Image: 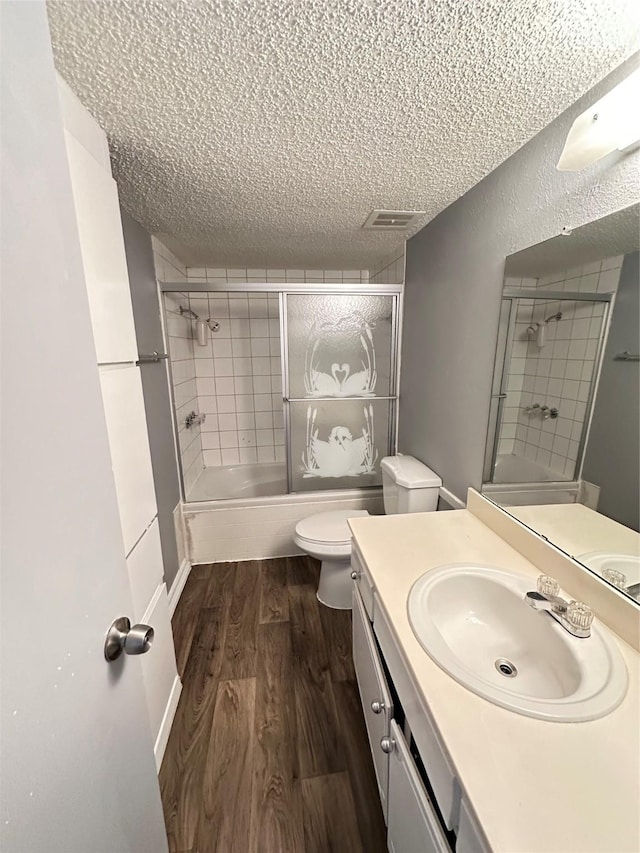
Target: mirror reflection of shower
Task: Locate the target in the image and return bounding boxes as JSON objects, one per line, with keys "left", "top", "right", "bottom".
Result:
{"left": 486, "top": 287, "right": 612, "bottom": 486}
{"left": 526, "top": 311, "right": 562, "bottom": 347}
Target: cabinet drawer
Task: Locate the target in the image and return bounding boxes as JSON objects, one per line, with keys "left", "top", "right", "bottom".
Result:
{"left": 351, "top": 543, "right": 375, "bottom": 620}
{"left": 374, "top": 593, "right": 458, "bottom": 830}
{"left": 352, "top": 586, "right": 393, "bottom": 822}
{"left": 387, "top": 720, "right": 450, "bottom": 853}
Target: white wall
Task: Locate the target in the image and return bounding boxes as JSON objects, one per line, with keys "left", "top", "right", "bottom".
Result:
{"left": 370, "top": 246, "right": 406, "bottom": 284}
{"left": 399, "top": 53, "right": 640, "bottom": 501}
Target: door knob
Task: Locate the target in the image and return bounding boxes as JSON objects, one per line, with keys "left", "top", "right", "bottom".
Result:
{"left": 380, "top": 736, "right": 394, "bottom": 754}
{"left": 104, "top": 616, "right": 154, "bottom": 662}
{"left": 371, "top": 700, "right": 385, "bottom": 714}
{"left": 350, "top": 570, "right": 360, "bottom": 580}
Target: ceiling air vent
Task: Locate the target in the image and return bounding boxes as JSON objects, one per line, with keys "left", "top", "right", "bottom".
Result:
{"left": 362, "top": 209, "right": 426, "bottom": 230}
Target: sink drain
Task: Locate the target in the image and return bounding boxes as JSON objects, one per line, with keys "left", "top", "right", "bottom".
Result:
{"left": 495, "top": 658, "right": 518, "bottom": 678}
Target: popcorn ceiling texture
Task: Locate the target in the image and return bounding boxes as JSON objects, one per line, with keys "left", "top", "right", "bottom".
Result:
{"left": 48, "top": 0, "right": 640, "bottom": 269}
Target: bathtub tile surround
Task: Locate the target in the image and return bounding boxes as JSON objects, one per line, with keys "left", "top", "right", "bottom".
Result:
{"left": 163, "top": 291, "right": 204, "bottom": 495}
{"left": 190, "top": 291, "right": 284, "bottom": 468}
{"left": 184, "top": 267, "right": 371, "bottom": 283}
{"left": 164, "top": 290, "right": 284, "bottom": 491}
{"left": 152, "top": 236, "right": 187, "bottom": 284}
{"left": 499, "top": 258, "right": 622, "bottom": 479}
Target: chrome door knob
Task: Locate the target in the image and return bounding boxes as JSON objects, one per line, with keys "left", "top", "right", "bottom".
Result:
{"left": 380, "top": 736, "right": 394, "bottom": 754}
{"left": 350, "top": 571, "right": 359, "bottom": 580}
{"left": 371, "top": 700, "right": 385, "bottom": 714}
{"left": 104, "top": 616, "right": 154, "bottom": 662}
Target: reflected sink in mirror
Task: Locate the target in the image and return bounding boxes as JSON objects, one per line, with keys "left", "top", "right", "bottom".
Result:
{"left": 408, "top": 564, "right": 628, "bottom": 721}
{"left": 579, "top": 552, "right": 640, "bottom": 602}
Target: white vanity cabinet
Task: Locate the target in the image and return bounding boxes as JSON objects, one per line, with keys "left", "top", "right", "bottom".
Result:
{"left": 351, "top": 567, "right": 489, "bottom": 853}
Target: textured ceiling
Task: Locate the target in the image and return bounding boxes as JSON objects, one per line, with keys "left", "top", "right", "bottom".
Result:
{"left": 47, "top": 0, "right": 640, "bottom": 269}
{"left": 505, "top": 204, "right": 640, "bottom": 277}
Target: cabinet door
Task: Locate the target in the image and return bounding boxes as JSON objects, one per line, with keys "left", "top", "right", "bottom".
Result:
{"left": 387, "top": 720, "right": 450, "bottom": 853}
{"left": 99, "top": 365, "right": 158, "bottom": 554}
{"left": 64, "top": 130, "right": 137, "bottom": 364}
{"left": 352, "top": 587, "right": 394, "bottom": 822}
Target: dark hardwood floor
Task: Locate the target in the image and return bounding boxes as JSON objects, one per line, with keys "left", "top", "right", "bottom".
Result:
{"left": 160, "top": 556, "right": 387, "bottom": 853}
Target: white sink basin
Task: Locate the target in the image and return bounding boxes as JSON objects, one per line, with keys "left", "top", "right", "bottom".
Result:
{"left": 408, "top": 564, "right": 628, "bottom": 721}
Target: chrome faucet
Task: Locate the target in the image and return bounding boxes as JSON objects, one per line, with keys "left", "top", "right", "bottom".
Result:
{"left": 524, "top": 576, "right": 594, "bottom": 638}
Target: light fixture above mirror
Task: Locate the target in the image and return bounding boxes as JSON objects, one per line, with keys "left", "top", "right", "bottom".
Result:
{"left": 557, "top": 68, "right": 640, "bottom": 170}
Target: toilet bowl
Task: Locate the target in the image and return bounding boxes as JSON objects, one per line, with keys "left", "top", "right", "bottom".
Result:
{"left": 293, "top": 510, "right": 369, "bottom": 609}
{"left": 293, "top": 455, "right": 442, "bottom": 610}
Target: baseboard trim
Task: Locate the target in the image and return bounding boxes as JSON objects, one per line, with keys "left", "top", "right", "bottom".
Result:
{"left": 167, "top": 559, "right": 191, "bottom": 617}
{"left": 154, "top": 674, "right": 182, "bottom": 771}
{"left": 439, "top": 486, "right": 466, "bottom": 510}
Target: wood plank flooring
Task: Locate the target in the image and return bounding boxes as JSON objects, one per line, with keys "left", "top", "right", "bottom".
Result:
{"left": 160, "top": 556, "right": 387, "bottom": 853}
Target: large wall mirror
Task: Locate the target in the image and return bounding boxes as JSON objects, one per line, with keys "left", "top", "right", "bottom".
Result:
{"left": 482, "top": 203, "right": 639, "bottom": 605}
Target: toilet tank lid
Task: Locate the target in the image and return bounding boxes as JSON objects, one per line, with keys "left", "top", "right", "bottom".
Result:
{"left": 380, "top": 455, "right": 442, "bottom": 488}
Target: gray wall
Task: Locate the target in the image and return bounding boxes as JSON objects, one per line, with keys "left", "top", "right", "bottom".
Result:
{"left": 583, "top": 252, "right": 639, "bottom": 531}
{"left": 120, "top": 209, "right": 182, "bottom": 587}
{"left": 399, "top": 53, "right": 640, "bottom": 502}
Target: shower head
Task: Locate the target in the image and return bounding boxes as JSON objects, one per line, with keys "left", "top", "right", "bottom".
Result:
{"left": 545, "top": 311, "right": 563, "bottom": 323}
{"left": 207, "top": 318, "right": 221, "bottom": 333}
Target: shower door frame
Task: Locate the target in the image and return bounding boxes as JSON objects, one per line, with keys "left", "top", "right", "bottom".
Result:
{"left": 160, "top": 281, "right": 403, "bottom": 500}
{"left": 279, "top": 286, "right": 402, "bottom": 494}
{"left": 483, "top": 287, "right": 614, "bottom": 485}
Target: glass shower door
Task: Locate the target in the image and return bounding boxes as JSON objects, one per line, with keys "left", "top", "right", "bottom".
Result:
{"left": 284, "top": 292, "right": 397, "bottom": 492}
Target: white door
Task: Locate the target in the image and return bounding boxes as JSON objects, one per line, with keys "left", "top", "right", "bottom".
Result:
{"left": 0, "top": 4, "right": 168, "bottom": 852}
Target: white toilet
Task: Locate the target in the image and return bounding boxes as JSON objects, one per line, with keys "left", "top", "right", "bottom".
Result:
{"left": 293, "top": 455, "right": 442, "bottom": 609}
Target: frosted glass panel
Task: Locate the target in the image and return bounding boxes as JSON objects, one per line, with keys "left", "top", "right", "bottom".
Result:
{"left": 289, "top": 400, "right": 390, "bottom": 491}
{"left": 287, "top": 294, "right": 394, "bottom": 398}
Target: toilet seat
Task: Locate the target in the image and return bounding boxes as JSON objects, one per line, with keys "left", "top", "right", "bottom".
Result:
{"left": 294, "top": 509, "right": 369, "bottom": 548}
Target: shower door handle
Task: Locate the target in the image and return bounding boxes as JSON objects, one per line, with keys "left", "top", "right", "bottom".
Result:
{"left": 491, "top": 394, "right": 507, "bottom": 399}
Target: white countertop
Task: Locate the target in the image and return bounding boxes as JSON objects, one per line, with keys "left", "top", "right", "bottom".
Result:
{"left": 349, "top": 509, "right": 640, "bottom": 853}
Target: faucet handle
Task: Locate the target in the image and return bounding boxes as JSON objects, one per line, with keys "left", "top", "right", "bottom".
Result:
{"left": 602, "top": 568, "right": 627, "bottom": 589}
{"left": 537, "top": 575, "right": 560, "bottom": 596}
{"left": 566, "top": 601, "right": 594, "bottom": 632}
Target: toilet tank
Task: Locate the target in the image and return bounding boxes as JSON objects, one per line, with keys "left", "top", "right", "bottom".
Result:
{"left": 381, "top": 455, "right": 442, "bottom": 515}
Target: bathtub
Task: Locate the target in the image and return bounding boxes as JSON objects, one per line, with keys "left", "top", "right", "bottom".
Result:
{"left": 493, "top": 453, "right": 570, "bottom": 484}
{"left": 187, "top": 461, "right": 287, "bottom": 502}
{"left": 484, "top": 453, "right": 580, "bottom": 507}
{"left": 182, "top": 461, "right": 384, "bottom": 564}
